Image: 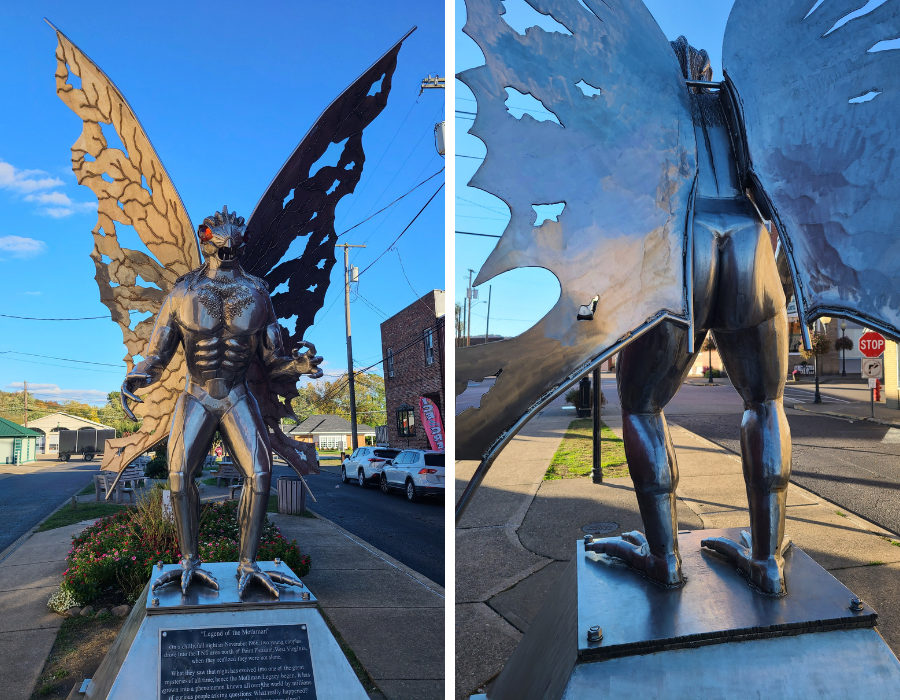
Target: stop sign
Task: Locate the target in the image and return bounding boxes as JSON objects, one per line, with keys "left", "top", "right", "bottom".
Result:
{"left": 859, "top": 331, "right": 886, "bottom": 358}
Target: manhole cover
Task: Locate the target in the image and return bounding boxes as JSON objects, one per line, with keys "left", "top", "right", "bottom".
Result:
{"left": 582, "top": 522, "right": 618, "bottom": 535}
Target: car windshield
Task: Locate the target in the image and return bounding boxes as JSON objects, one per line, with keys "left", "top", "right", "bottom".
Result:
{"left": 374, "top": 449, "right": 401, "bottom": 459}
{"left": 424, "top": 454, "right": 444, "bottom": 467}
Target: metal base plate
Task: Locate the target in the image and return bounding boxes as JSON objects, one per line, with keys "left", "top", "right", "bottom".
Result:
{"left": 146, "top": 561, "right": 316, "bottom": 614}
{"left": 578, "top": 528, "right": 876, "bottom": 661}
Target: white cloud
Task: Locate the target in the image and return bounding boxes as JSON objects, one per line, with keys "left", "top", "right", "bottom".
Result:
{"left": 0, "top": 236, "right": 47, "bottom": 258}
{"left": 0, "top": 157, "right": 94, "bottom": 218}
{"left": 4, "top": 382, "right": 108, "bottom": 405}
{"left": 22, "top": 291, "right": 41, "bottom": 296}
{"left": 0, "top": 160, "right": 64, "bottom": 193}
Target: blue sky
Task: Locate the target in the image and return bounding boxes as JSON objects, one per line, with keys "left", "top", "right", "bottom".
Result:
{"left": 455, "top": 0, "right": 734, "bottom": 340}
{"left": 0, "top": 0, "right": 444, "bottom": 407}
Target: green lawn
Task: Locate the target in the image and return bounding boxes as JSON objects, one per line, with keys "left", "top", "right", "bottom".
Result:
{"left": 78, "top": 481, "right": 96, "bottom": 496}
{"left": 37, "top": 502, "right": 129, "bottom": 532}
{"left": 544, "top": 419, "right": 629, "bottom": 480}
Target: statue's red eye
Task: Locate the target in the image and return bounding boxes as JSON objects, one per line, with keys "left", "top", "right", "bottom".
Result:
{"left": 200, "top": 227, "right": 213, "bottom": 242}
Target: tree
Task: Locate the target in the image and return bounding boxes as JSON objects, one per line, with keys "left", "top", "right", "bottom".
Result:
{"left": 291, "top": 372, "right": 386, "bottom": 426}
{"left": 104, "top": 391, "right": 142, "bottom": 437}
{"left": 701, "top": 334, "right": 718, "bottom": 382}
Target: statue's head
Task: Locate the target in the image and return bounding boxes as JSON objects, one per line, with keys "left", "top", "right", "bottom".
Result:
{"left": 199, "top": 206, "right": 246, "bottom": 266}
{"left": 671, "top": 36, "right": 712, "bottom": 83}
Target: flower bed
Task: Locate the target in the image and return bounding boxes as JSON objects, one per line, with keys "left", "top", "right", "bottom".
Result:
{"left": 61, "top": 491, "right": 310, "bottom": 604}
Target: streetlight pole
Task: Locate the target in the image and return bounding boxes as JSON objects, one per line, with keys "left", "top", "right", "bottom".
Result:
{"left": 483, "top": 285, "right": 492, "bottom": 344}
{"left": 466, "top": 269, "right": 474, "bottom": 347}
{"left": 812, "top": 321, "right": 822, "bottom": 404}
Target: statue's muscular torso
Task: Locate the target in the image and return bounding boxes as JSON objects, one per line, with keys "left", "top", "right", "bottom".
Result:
{"left": 135, "top": 266, "right": 299, "bottom": 401}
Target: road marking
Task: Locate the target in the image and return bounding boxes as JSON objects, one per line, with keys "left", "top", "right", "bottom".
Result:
{"left": 783, "top": 389, "right": 853, "bottom": 404}
{"left": 882, "top": 428, "right": 900, "bottom": 444}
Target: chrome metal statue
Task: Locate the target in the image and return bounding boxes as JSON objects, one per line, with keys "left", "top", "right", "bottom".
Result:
{"left": 456, "top": 0, "right": 900, "bottom": 597}
{"left": 123, "top": 207, "right": 323, "bottom": 597}
{"left": 48, "top": 22, "right": 415, "bottom": 597}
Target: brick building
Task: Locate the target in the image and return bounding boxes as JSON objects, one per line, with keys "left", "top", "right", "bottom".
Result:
{"left": 380, "top": 290, "right": 445, "bottom": 450}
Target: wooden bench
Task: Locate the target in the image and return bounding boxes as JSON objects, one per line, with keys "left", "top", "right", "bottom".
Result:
{"left": 94, "top": 472, "right": 135, "bottom": 505}
{"left": 120, "top": 462, "right": 148, "bottom": 490}
{"left": 211, "top": 460, "right": 244, "bottom": 499}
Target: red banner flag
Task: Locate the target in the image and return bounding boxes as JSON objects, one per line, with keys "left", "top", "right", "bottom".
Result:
{"left": 419, "top": 396, "right": 444, "bottom": 452}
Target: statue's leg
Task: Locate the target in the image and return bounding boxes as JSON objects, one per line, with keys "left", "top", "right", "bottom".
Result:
{"left": 152, "top": 393, "right": 219, "bottom": 594}
{"left": 589, "top": 323, "right": 706, "bottom": 585}
{"left": 699, "top": 213, "right": 791, "bottom": 595}
{"left": 220, "top": 392, "right": 302, "bottom": 598}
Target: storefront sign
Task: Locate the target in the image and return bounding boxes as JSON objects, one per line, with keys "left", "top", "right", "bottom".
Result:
{"left": 419, "top": 397, "right": 445, "bottom": 451}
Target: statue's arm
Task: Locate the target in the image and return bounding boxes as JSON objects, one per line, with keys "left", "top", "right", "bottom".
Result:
{"left": 120, "top": 292, "right": 182, "bottom": 420}
{"left": 258, "top": 296, "right": 323, "bottom": 382}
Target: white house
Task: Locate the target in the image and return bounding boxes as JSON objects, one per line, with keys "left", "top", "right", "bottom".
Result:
{"left": 26, "top": 413, "right": 115, "bottom": 454}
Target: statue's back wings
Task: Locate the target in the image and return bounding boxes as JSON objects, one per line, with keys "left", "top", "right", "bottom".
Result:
{"left": 724, "top": 0, "right": 900, "bottom": 339}
{"left": 50, "top": 23, "right": 200, "bottom": 474}
{"left": 457, "top": 0, "right": 696, "bottom": 461}
{"left": 240, "top": 29, "right": 414, "bottom": 475}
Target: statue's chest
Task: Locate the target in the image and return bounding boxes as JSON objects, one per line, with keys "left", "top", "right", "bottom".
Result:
{"left": 181, "top": 279, "right": 268, "bottom": 334}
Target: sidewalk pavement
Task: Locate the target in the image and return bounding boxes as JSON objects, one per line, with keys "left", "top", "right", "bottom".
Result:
{"left": 455, "top": 398, "right": 900, "bottom": 700}
{"left": 3, "top": 484, "right": 444, "bottom": 700}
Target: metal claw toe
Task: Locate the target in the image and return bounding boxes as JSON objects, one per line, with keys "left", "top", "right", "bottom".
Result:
{"left": 238, "top": 570, "right": 281, "bottom": 599}
{"left": 265, "top": 570, "right": 302, "bottom": 587}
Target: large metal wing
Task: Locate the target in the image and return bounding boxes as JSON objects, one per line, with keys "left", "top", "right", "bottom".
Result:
{"left": 50, "top": 23, "right": 200, "bottom": 474}
{"left": 240, "top": 29, "right": 415, "bottom": 475}
{"left": 456, "top": 0, "right": 696, "bottom": 477}
{"left": 723, "top": 0, "right": 900, "bottom": 340}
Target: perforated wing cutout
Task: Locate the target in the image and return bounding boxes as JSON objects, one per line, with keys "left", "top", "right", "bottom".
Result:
{"left": 52, "top": 25, "right": 200, "bottom": 473}
{"left": 724, "top": 0, "right": 900, "bottom": 338}
{"left": 456, "top": 0, "right": 696, "bottom": 459}
{"left": 241, "top": 29, "right": 414, "bottom": 475}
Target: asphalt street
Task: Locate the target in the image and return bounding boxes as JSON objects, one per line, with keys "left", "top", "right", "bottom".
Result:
{"left": 0, "top": 458, "right": 99, "bottom": 556}
{"left": 628, "top": 381, "right": 900, "bottom": 537}
{"left": 273, "top": 461, "right": 445, "bottom": 586}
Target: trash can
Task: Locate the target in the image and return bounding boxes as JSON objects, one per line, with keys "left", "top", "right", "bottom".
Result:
{"left": 277, "top": 477, "right": 307, "bottom": 515}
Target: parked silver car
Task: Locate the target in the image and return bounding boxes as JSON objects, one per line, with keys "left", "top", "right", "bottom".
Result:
{"left": 341, "top": 446, "right": 401, "bottom": 488}
{"left": 380, "top": 450, "right": 445, "bottom": 501}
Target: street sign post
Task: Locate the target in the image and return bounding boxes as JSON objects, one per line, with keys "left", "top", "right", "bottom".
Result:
{"left": 859, "top": 331, "right": 886, "bottom": 358}
{"left": 862, "top": 359, "right": 884, "bottom": 379}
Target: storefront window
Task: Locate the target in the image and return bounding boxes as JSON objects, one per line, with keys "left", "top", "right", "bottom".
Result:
{"left": 788, "top": 320, "right": 803, "bottom": 353}
{"left": 397, "top": 404, "right": 416, "bottom": 437}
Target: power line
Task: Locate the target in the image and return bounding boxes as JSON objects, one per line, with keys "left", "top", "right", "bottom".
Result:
{"left": 338, "top": 167, "right": 444, "bottom": 238}
{"left": 358, "top": 183, "right": 444, "bottom": 277}
{"left": 0, "top": 351, "right": 123, "bottom": 367}
{"left": 0, "top": 356, "right": 124, "bottom": 375}
{"left": 0, "top": 310, "right": 144, "bottom": 321}
{"left": 456, "top": 230, "right": 502, "bottom": 239}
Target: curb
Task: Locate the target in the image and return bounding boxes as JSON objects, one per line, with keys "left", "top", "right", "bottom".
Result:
{"left": 0, "top": 477, "right": 96, "bottom": 566}
{"left": 790, "top": 404, "right": 900, "bottom": 429}
{"left": 287, "top": 509, "right": 445, "bottom": 599}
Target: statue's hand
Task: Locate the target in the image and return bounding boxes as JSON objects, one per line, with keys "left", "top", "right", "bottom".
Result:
{"left": 291, "top": 341, "right": 324, "bottom": 379}
{"left": 120, "top": 372, "right": 153, "bottom": 421}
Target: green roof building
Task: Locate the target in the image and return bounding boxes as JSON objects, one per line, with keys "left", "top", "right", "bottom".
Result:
{"left": 0, "top": 417, "right": 41, "bottom": 465}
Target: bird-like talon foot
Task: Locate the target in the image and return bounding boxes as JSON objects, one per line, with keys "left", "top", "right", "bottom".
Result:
{"left": 701, "top": 531, "right": 789, "bottom": 596}
{"left": 586, "top": 530, "right": 683, "bottom": 587}
{"left": 236, "top": 564, "right": 304, "bottom": 599}
{"left": 152, "top": 560, "right": 219, "bottom": 595}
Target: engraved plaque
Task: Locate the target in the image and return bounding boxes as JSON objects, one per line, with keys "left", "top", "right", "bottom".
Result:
{"left": 159, "top": 623, "right": 316, "bottom": 699}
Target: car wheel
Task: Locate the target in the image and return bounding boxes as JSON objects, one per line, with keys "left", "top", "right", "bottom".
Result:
{"left": 380, "top": 473, "right": 390, "bottom": 494}
{"left": 406, "top": 479, "right": 419, "bottom": 503}
{"left": 358, "top": 469, "right": 368, "bottom": 489}
{"left": 341, "top": 466, "right": 349, "bottom": 484}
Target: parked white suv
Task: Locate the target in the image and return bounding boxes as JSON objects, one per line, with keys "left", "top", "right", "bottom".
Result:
{"left": 341, "top": 447, "right": 401, "bottom": 488}
{"left": 380, "top": 450, "right": 445, "bottom": 501}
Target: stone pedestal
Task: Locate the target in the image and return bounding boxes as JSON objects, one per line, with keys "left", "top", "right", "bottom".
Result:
{"left": 474, "top": 528, "right": 900, "bottom": 700}
{"left": 80, "top": 561, "right": 367, "bottom": 700}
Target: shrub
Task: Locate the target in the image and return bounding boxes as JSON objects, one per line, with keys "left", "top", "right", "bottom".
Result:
{"left": 60, "top": 491, "right": 309, "bottom": 605}
{"left": 47, "top": 585, "right": 81, "bottom": 613}
{"left": 145, "top": 450, "right": 168, "bottom": 479}
{"left": 703, "top": 367, "right": 724, "bottom": 379}
{"left": 564, "top": 386, "right": 606, "bottom": 407}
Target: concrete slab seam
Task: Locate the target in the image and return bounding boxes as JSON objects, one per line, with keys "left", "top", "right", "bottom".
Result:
{"left": 306, "top": 510, "right": 445, "bottom": 599}
{"left": 670, "top": 424, "right": 897, "bottom": 539}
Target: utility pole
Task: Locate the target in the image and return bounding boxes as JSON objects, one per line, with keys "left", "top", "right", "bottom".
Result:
{"left": 23, "top": 380, "right": 28, "bottom": 427}
{"left": 483, "top": 285, "right": 492, "bottom": 344}
{"left": 466, "top": 269, "right": 474, "bottom": 347}
{"left": 338, "top": 243, "right": 365, "bottom": 451}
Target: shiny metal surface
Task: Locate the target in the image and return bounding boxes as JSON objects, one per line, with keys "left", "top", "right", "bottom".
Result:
{"left": 125, "top": 207, "right": 322, "bottom": 598}
{"left": 577, "top": 531, "right": 875, "bottom": 661}
{"left": 96, "top": 607, "right": 366, "bottom": 700}
{"left": 146, "top": 561, "right": 315, "bottom": 614}
{"left": 456, "top": 0, "right": 696, "bottom": 462}
{"left": 724, "top": 0, "right": 900, "bottom": 341}
{"left": 562, "top": 628, "right": 900, "bottom": 700}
